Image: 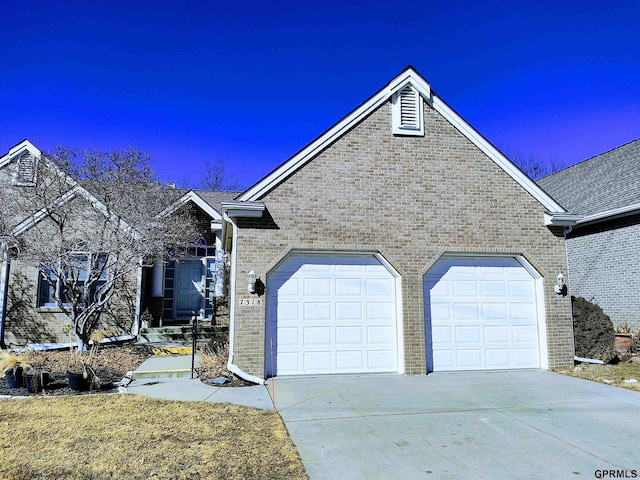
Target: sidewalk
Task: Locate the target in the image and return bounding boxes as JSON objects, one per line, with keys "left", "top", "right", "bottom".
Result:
{"left": 125, "top": 353, "right": 274, "bottom": 410}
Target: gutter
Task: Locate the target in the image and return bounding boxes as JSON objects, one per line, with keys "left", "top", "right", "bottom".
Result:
{"left": 223, "top": 210, "right": 266, "bottom": 385}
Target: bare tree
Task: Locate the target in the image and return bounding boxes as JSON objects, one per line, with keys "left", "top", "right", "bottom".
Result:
{"left": 2, "top": 147, "right": 200, "bottom": 350}
{"left": 200, "top": 159, "right": 240, "bottom": 190}
{"left": 501, "top": 147, "right": 565, "bottom": 180}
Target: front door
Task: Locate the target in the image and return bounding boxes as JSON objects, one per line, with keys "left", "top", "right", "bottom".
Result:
{"left": 174, "top": 260, "right": 204, "bottom": 320}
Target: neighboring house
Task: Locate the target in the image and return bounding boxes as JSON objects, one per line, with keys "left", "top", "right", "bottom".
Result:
{"left": 220, "top": 66, "right": 578, "bottom": 382}
{"left": 0, "top": 139, "right": 237, "bottom": 348}
{"left": 141, "top": 189, "right": 239, "bottom": 326}
{"left": 538, "top": 138, "right": 640, "bottom": 331}
{"left": 0, "top": 140, "right": 138, "bottom": 347}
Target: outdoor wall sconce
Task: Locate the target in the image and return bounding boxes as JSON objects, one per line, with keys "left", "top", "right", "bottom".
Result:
{"left": 247, "top": 270, "right": 257, "bottom": 293}
{"left": 554, "top": 272, "right": 565, "bottom": 295}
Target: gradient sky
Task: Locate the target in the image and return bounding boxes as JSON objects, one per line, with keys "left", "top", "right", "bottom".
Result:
{"left": 1, "top": 1, "right": 638, "bottom": 189}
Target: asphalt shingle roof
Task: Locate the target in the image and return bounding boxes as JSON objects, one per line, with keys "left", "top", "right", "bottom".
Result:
{"left": 537, "top": 138, "right": 640, "bottom": 216}
{"left": 193, "top": 190, "right": 243, "bottom": 214}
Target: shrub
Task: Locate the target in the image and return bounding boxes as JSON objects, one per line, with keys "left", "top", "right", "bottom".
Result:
{"left": 572, "top": 296, "right": 617, "bottom": 363}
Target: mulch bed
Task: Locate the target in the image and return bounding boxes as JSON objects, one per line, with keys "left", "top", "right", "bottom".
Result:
{"left": 0, "top": 343, "right": 155, "bottom": 397}
{"left": 2, "top": 343, "right": 254, "bottom": 396}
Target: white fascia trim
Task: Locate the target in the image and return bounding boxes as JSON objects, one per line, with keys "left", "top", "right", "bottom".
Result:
{"left": 544, "top": 213, "right": 583, "bottom": 227}
{"left": 0, "top": 140, "right": 42, "bottom": 170}
{"left": 576, "top": 202, "right": 640, "bottom": 226}
{"left": 238, "top": 67, "right": 565, "bottom": 216}
{"left": 156, "top": 190, "right": 223, "bottom": 221}
{"left": 239, "top": 68, "right": 432, "bottom": 201}
{"left": 222, "top": 201, "right": 265, "bottom": 218}
{"left": 430, "top": 96, "right": 566, "bottom": 213}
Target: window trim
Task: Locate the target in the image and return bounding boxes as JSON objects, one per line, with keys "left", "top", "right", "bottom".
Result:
{"left": 37, "top": 252, "right": 108, "bottom": 308}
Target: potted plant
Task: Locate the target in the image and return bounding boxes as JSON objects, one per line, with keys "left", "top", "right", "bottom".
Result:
{"left": 0, "top": 350, "right": 26, "bottom": 388}
{"left": 22, "top": 365, "right": 52, "bottom": 393}
{"left": 614, "top": 322, "right": 633, "bottom": 353}
{"left": 65, "top": 324, "right": 103, "bottom": 391}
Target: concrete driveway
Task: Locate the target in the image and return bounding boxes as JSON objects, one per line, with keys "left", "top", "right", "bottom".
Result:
{"left": 268, "top": 370, "right": 640, "bottom": 480}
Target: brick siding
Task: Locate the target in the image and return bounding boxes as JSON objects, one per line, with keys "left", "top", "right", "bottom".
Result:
{"left": 567, "top": 214, "right": 640, "bottom": 330}
{"left": 230, "top": 98, "right": 574, "bottom": 377}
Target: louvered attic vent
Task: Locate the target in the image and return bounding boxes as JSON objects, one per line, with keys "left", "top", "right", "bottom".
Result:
{"left": 392, "top": 84, "right": 424, "bottom": 136}
{"left": 15, "top": 152, "right": 37, "bottom": 185}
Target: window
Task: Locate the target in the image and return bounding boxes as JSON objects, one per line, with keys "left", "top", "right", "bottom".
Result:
{"left": 14, "top": 152, "right": 37, "bottom": 185}
{"left": 392, "top": 84, "right": 424, "bottom": 136}
{"left": 37, "top": 253, "right": 108, "bottom": 308}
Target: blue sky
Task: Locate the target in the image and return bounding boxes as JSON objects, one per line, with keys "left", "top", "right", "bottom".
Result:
{"left": 1, "top": 1, "right": 638, "bottom": 189}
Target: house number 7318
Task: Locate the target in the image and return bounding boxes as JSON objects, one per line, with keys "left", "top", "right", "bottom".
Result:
{"left": 239, "top": 298, "right": 262, "bottom": 306}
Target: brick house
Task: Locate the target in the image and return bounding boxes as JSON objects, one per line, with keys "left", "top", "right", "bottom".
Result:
{"left": 0, "top": 139, "right": 236, "bottom": 348}
{"left": 538, "top": 138, "right": 640, "bottom": 331}
{"left": 221, "top": 66, "right": 578, "bottom": 382}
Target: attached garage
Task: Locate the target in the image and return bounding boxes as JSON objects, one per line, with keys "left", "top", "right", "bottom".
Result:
{"left": 424, "top": 256, "right": 547, "bottom": 372}
{"left": 266, "top": 253, "right": 402, "bottom": 377}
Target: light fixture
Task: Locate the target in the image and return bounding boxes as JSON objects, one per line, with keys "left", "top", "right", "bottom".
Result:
{"left": 554, "top": 272, "right": 565, "bottom": 295}
{"left": 247, "top": 270, "right": 257, "bottom": 293}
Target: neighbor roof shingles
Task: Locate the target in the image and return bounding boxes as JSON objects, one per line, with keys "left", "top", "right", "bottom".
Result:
{"left": 537, "top": 138, "right": 640, "bottom": 216}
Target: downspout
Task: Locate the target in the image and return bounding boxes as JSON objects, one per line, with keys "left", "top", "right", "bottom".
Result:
{"left": 223, "top": 213, "right": 266, "bottom": 385}
{"left": 563, "top": 225, "right": 581, "bottom": 364}
{"left": 0, "top": 245, "right": 9, "bottom": 348}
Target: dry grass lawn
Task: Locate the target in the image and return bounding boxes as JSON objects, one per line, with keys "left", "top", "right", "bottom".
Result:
{"left": 556, "top": 361, "right": 640, "bottom": 392}
{"left": 0, "top": 395, "right": 307, "bottom": 480}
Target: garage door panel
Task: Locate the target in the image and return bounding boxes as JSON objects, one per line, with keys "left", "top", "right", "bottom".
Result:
{"left": 513, "top": 349, "right": 539, "bottom": 367}
{"left": 426, "top": 257, "right": 541, "bottom": 371}
{"left": 453, "top": 303, "right": 480, "bottom": 320}
{"left": 278, "top": 327, "right": 300, "bottom": 346}
{"left": 335, "top": 326, "right": 363, "bottom": 344}
{"left": 367, "top": 325, "right": 396, "bottom": 344}
{"left": 456, "top": 349, "right": 482, "bottom": 368}
{"left": 455, "top": 326, "right": 481, "bottom": 343}
{"left": 453, "top": 280, "right": 478, "bottom": 296}
{"left": 509, "top": 280, "right": 534, "bottom": 296}
{"left": 485, "top": 349, "right": 510, "bottom": 368}
{"left": 482, "top": 303, "right": 508, "bottom": 319}
{"left": 335, "top": 302, "right": 362, "bottom": 320}
{"left": 269, "top": 254, "right": 399, "bottom": 376}
{"left": 303, "top": 326, "right": 331, "bottom": 346}
{"left": 484, "top": 325, "right": 509, "bottom": 343}
{"left": 304, "top": 278, "right": 331, "bottom": 295}
{"left": 336, "top": 351, "right": 364, "bottom": 370}
{"left": 481, "top": 281, "right": 506, "bottom": 297}
{"left": 304, "top": 351, "right": 332, "bottom": 371}
{"left": 432, "top": 326, "right": 452, "bottom": 343}
{"left": 335, "top": 278, "right": 362, "bottom": 295}
{"left": 367, "top": 350, "right": 396, "bottom": 369}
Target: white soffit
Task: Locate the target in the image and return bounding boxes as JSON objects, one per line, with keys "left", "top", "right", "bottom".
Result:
{"left": 238, "top": 67, "right": 566, "bottom": 214}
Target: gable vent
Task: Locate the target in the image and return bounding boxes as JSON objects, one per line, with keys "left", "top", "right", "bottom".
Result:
{"left": 392, "top": 84, "right": 424, "bottom": 136}
{"left": 15, "top": 152, "right": 37, "bottom": 185}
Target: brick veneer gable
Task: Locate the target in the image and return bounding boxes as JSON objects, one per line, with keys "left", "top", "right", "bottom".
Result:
{"left": 231, "top": 99, "right": 574, "bottom": 377}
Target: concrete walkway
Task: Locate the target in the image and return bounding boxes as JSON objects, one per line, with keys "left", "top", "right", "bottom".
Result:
{"left": 269, "top": 370, "right": 640, "bottom": 480}
{"left": 126, "top": 354, "right": 274, "bottom": 410}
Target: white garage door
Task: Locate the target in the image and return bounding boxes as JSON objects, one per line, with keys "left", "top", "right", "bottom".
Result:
{"left": 424, "top": 257, "right": 541, "bottom": 371}
{"left": 266, "top": 254, "right": 399, "bottom": 376}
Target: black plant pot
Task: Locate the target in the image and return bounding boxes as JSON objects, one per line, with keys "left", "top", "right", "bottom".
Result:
{"left": 67, "top": 370, "right": 89, "bottom": 391}
{"left": 24, "top": 372, "right": 50, "bottom": 393}
{"left": 4, "top": 367, "right": 23, "bottom": 388}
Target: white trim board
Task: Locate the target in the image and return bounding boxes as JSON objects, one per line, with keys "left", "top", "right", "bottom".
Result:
{"left": 238, "top": 67, "right": 566, "bottom": 214}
